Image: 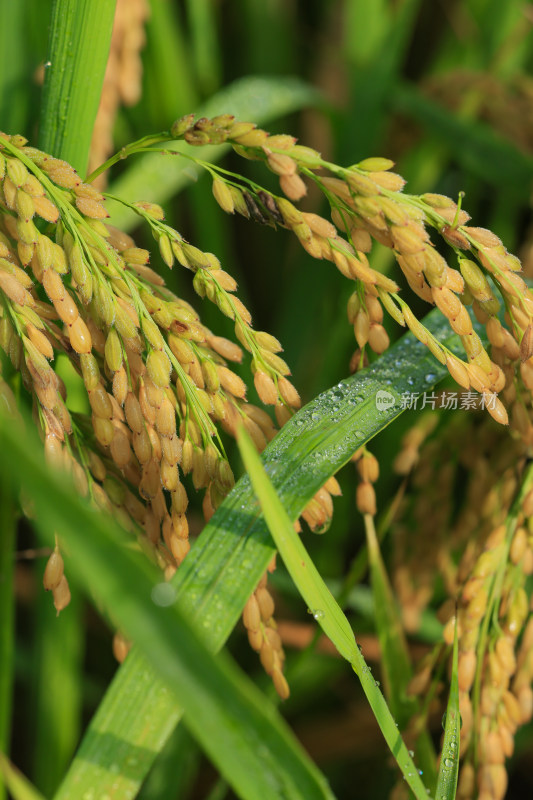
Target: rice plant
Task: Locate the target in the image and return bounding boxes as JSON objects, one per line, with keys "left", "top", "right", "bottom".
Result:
{"left": 1, "top": 2, "right": 532, "bottom": 799}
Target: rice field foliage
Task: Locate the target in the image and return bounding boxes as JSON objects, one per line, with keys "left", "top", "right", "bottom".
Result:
{"left": 1, "top": 2, "right": 533, "bottom": 799}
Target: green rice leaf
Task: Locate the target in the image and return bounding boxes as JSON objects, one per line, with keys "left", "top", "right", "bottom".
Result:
{"left": 39, "top": 0, "right": 116, "bottom": 174}
{"left": 142, "top": 0, "right": 198, "bottom": 126}
{"left": 435, "top": 621, "right": 460, "bottom": 800}
{"left": 56, "top": 310, "right": 482, "bottom": 800}
{"left": 57, "top": 306, "right": 480, "bottom": 799}
{"left": 0, "top": 413, "right": 334, "bottom": 800}
{"left": 238, "top": 427, "right": 356, "bottom": 662}
{"left": 0, "top": 754, "right": 45, "bottom": 800}
{"left": 364, "top": 516, "right": 415, "bottom": 724}
{"left": 364, "top": 517, "right": 438, "bottom": 791}
{"left": 184, "top": 0, "right": 221, "bottom": 96}
{"left": 31, "top": 588, "right": 83, "bottom": 797}
{"left": 0, "top": 0, "right": 31, "bottom": 134}
{"left": 237, "top": 428, "right": 429, "bottom": 800}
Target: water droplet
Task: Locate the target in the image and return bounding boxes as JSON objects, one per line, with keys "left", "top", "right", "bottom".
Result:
{"left": 151, "top": 582, "right": 176, "bottom": 607}
{"left": 418, "top": 770, "right": 423, "bottom": 775}
{"left": 443, "top": 758, "right": 453, "bottom": 768}
{"left": 354, "top": 430, "right": 364, "bottom": 439}
{"left": 375, "top": 680, "right": 381, "bottom": 687}
{"left": 425, "top": 372, "right": 437, "bottom": 383}
{"left": 295, "top": 419, "right": 304, "bottom": 427}
{"left": 407, "top": 377, "right": 414, "bottom": 385}
{"left": 311, "top": 411, "right": 320, "bottom": 421}
{"left": 408, "top": 750, "right": 414, "bottom": 757}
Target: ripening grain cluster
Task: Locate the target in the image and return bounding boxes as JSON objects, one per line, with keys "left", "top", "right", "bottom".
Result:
{"left": 1, "top": 111, "right": 532, "bottom": 785}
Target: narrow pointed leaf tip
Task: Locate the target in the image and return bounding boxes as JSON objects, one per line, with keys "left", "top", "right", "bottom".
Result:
{"left": 237, "top": 427, "right": 430, "bottom": 800}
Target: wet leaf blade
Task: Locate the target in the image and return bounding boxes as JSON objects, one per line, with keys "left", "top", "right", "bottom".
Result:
{"left": 56, "top": 308, "right": 481, "bottom": 798}
{"left": 237, "top": 427, "right": 357, "bottom": 662}
{"left": 0, "top": 413, "right": 334, "bottom": 800}
{"left": 237, "top": 428, "right": 430, "bottom": 800}
{"left": 435, "top": 623, "right": 460, "bottom": 800}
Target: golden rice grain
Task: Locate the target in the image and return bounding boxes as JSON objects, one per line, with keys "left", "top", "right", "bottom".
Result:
{"left": 265, "top": 150, "right": 296, "bottom": 176}
{"left": 256, "top": 586, "right": 275, "bottom": 621}
{"left": 75, "top": 196, "right": 109, "bottom": 219}
{"left": 146, "top": 349, "right": 171, "bottom": 388}
{"left": 112, "top": 632, "right": 131, "bottom": 664}
{"left": 243, "top": 594, "right": 261, "bottom": 631}
{"left": 458, "top": 650, "right": 477, "bottom": 692}
{"left": 274, "top": 402, "right": 292, "bottom": 426}
{"left": 357, "top": 453, "right": 379, "bottom": 483}
{"left": 520, "top": 324, "right": 533, "bottom": 362}
{"left": 368, "top": 323, "right": 389, "bottom": 354}
{"left": 43, "top": 548, "right": 64, "bottom": 591}
{"left": 52, "top": 575, "right": 71, "bottom": 614}
{"left": 272, "top": 667, "right": 290, "bottom": 700}
{"left": 356, "top": 482, "right": 376, "bottom": 516}
{"left": 277, "top": 376, "right": 300, "bottom": 408}
{"left": 254, "top": 370, "right": 278, "bottom": 405}
{"left": 217, "top": 365, "right": 247, "bottom": 398}
{"left": 279, "top": 172, "right": 307, "bottom": 201}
